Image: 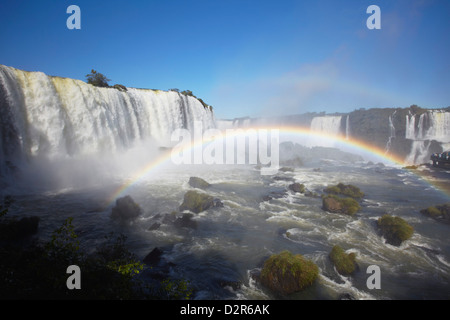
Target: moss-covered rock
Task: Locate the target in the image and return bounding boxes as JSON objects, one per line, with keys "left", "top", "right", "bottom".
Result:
{"left": 288, "top": 183, "right": 305, "bottom": 193}
{"left": 179, "top": 190, "right": 221, "bottom": 214}
{"left": 329, "top": 245, "right": 357, "bottom": 276}
{"left": 420, "top": 204, "right": 450, "bottom": 224}
{"left": 260, "top": 250, "right": 319, "bottom": 295}
{"left": 377, "top": 214, "right": 414, "bottom": 246}
{"left": 188, "top": 177, "right": 211, "bottom": 189}
{"left": 322, "top": 195, "right": 361, "bottom": 216}
{"left": 324, "top": 183, "right": 364, "bottom": 199}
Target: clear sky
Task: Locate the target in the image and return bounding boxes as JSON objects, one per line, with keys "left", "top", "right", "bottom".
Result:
{"left": 0, "top": 0, "right": 449, "bottom": 119}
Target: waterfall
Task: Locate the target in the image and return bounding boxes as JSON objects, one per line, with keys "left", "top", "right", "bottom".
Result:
{"left": 0, "top": 65, "right": 216, "bottom": 183}
{"left": 385, "top": 111, "right": 396, "bottom": 154}
{"left": 405, "top": 110, "right": 450, "bottom": 164}
{"left": 310, "top": 116, "right": 343, "bottom": 136}
{"left": 345, "top": 115, "right": 350, "bottom": 140}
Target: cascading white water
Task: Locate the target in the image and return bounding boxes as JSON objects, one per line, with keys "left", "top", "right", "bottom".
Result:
{"left": 0, "top": 65, "right": 215, "bottom": 162}
{"left": 0, "top": 65, "right": 216, "bottom": 186}
{"left": 405, "top": 110, "right": 450, "bottom": 164}
{"left": 310, "top": 116, "right": 342, "bottom": 136}
{"left": 385, "top": 111, "right": 396, "bottom": 154}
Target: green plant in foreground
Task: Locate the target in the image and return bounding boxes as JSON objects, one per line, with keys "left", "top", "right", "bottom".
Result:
{"left": 160, "top": 279, "right": 193, "bottom": 300}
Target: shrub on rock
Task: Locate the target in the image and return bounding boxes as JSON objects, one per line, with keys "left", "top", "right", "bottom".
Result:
{"left": 329, "top": 245, "right": 357, "bottom": 276}
{"left": 260, "top": 250, "right": 318, "bottom": 295}
{"left": 377, "top": 214, "right": 414, "bottom": 246}
{"left": 420, "top": 204, "right": 450, "bottom": 224}
{"left": 322, "top": 195, "right": 360, "bottom": 216}
{"left": 288, "top": 183, "right": 305, "bottom": 193}
{"left": 324, "top": 183, "right": 364, "bottom": 199}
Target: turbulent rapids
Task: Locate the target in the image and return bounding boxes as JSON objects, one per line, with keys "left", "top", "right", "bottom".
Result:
{"left": 0, "top": 65, "right": 450, "bottom": 300}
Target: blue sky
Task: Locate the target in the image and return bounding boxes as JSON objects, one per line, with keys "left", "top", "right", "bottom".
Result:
{"left": 0, "top": 0, "right": 449, "bottom": 119}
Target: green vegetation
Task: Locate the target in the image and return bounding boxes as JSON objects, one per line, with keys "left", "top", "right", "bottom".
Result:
{"left": 178, "top": 90, "right": 212, "bottom": 110}
{"left": 329, "top": 245, "right": 357, "bottom": 276}
{"left": 0, "top": 215, "right": 192, "bottom": 299}
{"left": 288, "top": 183, "right": 305, "bottom": 193}
{"left": 260, "top": 250, "right": 319, "bottom": 295}
{"left": 420, "top": 204, "right": 450, "bottom": 224}
{"left": 85, "top": 69, "right": 110, "bottom": 88}
{"left": 322, "top": 194, "right": 361, "bottom": 216}
{"left": 159, "top": 279, "right": 193, "bottom": 300}
{"left": 324, "top": 183, "right": 364, "bottom": 199}
{"left": 377, "top": 214, "right": 414, "bottom": 246}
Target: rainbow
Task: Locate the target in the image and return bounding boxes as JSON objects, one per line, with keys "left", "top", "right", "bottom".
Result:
{"left": 108, "top": 125, "right": 449, "bottom": 204}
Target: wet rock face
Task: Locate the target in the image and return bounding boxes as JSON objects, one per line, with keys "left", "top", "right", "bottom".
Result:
{"left": 111, "top": 195, "right": 142, "bottom": 221}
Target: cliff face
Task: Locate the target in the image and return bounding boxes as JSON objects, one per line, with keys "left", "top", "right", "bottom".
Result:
{"left": 220, "top": 105, "right": 450, "bottom": 164}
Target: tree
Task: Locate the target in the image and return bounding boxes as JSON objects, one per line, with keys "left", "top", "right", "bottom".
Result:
{"left": 86, "top": 69, "right": 110, "bottom": 87}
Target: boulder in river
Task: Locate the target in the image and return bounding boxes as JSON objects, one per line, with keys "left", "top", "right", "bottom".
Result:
{"left": 111, "top": 195, "right": 142, "bottom": 221}
{"left": 179, "top": 190, "right": 222, "bottom": 214}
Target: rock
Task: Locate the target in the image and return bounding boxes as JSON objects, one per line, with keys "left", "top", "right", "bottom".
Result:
{"left": 304, "top": 190, "right": 320, "bottom": 198}
{"left": 112, "top": 84, "right": 127, "bottom": 92}
{"left": 339, "top": 293, "right": 356, "bottom": 300}
{"left": 213, "top": 198, "right": 224, "bottom": 208}
{"left": 174, "top": 213, "right": 197, "bottom": 229}
{"left": 420, "top": 204, "right": 450, "bottom": 224}
{"left": 111, "top": 195, "right": 142, "bottom": 221}
{"left": 148, "top": 222, "right": 161, "bottom": 231}
{"left": 322, "top": 195, "right": 360, "bottom": 216}
{"left": 323, "top": 183, "right": 364, "bottom": 199}
{"left": 179, "top": 190, "right": 220, "bottom": 214}
{"left": 143, "top": 247, "right": 163, "bottom": 265}
{"left": 377, "top": 214, "right": 414, "bottom": 246}
{"left": 272, "top": 176, "right": 295, "bottom": 182}
{"left": 260, "top": 250, "right": 319, "bottom": 295}
{"left": 279, "top": 167, "right": 294, "bottom": 172}
{"left": 188, "top": 177, "right": 211, "bottom": 189}
{"left": 288, "top": 183, "right": 305, "bottom": 193}
{"left": 162, "top": 212, "right": 178, "bottom": 224}
{"left": 218, "top": 280, "right": 242, "bottom": 291}
{"left": 329, "top": 245, "right": 357, "bottom": 276}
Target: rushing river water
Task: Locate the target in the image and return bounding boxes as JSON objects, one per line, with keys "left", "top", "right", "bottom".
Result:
{"left": 4, "top": 157, "right": 450, "bottom": 300}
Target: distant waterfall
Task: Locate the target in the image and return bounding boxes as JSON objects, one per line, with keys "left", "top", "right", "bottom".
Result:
{"left": 385, "top": 110, "right": 396, "bottom": 154}
{"left": 405, "top": 110, "right": 450, "bottom": 164}
{"left": 0, "top": 65, "right": 216, "bottom": 177}
{"left": 310, "top": 116, "right": 342, "bottom": 136}
{"left": 345, "top": 115, "right": 350, "bottom": 140}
